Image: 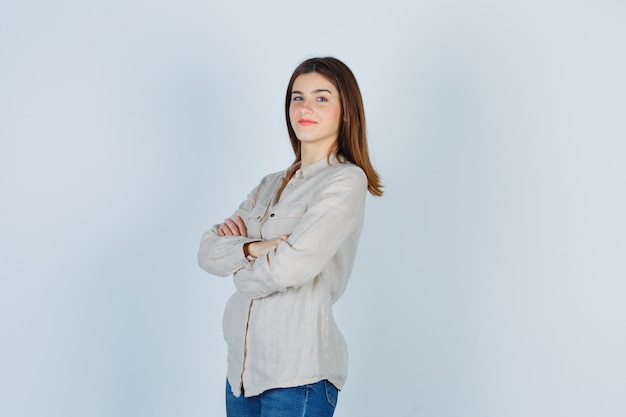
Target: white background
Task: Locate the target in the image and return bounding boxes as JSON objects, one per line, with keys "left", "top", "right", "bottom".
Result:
{"left": 1, "top": 1, "right": 625, "bottom": 416}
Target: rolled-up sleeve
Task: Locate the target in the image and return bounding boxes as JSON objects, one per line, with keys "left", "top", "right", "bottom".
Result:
{"left": 233, "top": 166, "right": 367, "bottom": 298}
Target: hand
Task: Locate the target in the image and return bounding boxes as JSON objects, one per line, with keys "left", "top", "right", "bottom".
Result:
{"left": 245, "top": 235, "right": 288, "bottom": 259}
{"left": 218, "top": 216, "right": 248, "bottom": 237}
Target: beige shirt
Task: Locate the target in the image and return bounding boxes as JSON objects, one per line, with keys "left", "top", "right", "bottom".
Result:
{"left": 197, "top": 154, "right": 367, "bottom": 397}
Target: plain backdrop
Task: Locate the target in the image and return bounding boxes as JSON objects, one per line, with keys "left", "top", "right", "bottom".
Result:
{"left": 1, "top": 1, "right": 625, "bottom": 416}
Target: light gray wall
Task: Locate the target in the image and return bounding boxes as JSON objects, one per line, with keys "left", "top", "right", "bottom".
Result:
{"left": 1, "top": 1, "right": 625, "bottom": 416}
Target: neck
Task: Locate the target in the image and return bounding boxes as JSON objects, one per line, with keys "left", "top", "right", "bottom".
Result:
{"left": 300, "top": 140, "right": 337, "bottom": 167}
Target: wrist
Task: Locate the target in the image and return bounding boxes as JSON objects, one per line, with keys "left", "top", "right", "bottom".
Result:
{"left": 243, "top": 242, "right": 257, "bottom": 260}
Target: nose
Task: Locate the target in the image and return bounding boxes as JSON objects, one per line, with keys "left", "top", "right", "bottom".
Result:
{"left": 299, "top": 100, "right": 313, "bottom": 115}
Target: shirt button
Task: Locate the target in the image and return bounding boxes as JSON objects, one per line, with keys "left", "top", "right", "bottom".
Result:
{"left": 270, "top": 213, "right": 275, "bottom": 218}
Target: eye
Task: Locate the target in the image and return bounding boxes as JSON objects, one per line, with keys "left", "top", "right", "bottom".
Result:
{"left": 316, "top": 97, "right": 328, "bottom": 102}
{"left": 292, "top": 96, "right": 303, "bottom": 101}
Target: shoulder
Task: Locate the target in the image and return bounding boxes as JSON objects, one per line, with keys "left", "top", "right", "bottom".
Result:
{"left": 328, "top": 161, "right": 367, "bottom": 188}
{"left": 257, "top": 169, "right": 286, "bottom": 187}
{"left": 245, "top": 169, "right": 285, "bottom": 201}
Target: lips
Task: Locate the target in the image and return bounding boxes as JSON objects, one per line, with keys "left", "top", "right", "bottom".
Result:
{"left": 298, "top": 119, "right": 316, "bottom": 126}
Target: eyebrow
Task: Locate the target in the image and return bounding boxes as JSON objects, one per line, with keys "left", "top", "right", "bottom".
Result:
{"left": 291, "top": 89, "right": 333, "bottom": 95}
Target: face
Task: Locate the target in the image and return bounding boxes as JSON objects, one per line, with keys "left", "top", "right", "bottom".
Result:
{"left": 289, "top": 72, "right": 342, "bottom": 151}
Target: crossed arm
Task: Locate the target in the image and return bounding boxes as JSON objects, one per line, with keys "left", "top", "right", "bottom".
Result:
{"left": 200, "top": 166, "right": 367, "bottom": 298}
{"left": 217, "top": 216, "right": 288, "bottom": 259}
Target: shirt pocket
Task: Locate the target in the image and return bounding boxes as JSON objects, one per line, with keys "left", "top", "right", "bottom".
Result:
{"left": 262, "top": 201, "right": 309, "bottom": 239}
{"left": 246, "top": 204, "right": 267, "bottom": 239}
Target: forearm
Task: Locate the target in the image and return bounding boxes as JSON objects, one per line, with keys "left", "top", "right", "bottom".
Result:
{"left": 197, "top": 178, "right": 265, "bottom": 277}
{"left": 197, "top": 227, "right": 260, "bottom": 277}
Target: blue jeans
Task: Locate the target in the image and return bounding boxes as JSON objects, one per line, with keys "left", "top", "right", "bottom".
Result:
{"left": 226, "top": 379, "right": 338, "bottom": 417}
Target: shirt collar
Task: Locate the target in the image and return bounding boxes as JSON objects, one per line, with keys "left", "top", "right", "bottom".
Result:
{"left": 286, "top": 153, "right": 342, "bottom": 181}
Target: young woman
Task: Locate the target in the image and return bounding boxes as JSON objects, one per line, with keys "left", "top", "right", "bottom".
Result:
{"left": 198, "top": 57, "right": 383, "bottom": 417}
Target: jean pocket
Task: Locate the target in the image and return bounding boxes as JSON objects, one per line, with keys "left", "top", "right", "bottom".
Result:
{"left": 324, "top": 380, "right": 338, "bottom": 408}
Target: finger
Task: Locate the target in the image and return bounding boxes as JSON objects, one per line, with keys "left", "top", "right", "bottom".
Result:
{"left": 270, "top": 235, "right": 288, "bottom": 248}
{"left": 223, "top": 218, "right": 240, "bottom": 236}
{"left": 235, "top": 216, "right": 248, "bottom": 237}
{"left": 219, "top": 222, "right": 234, "bottom": 236}
{"left": 218, "top": 228, "right": 225, "bottom": 236}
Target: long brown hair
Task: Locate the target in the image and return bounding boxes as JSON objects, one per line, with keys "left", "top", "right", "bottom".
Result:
{"left": 284, "top": 57, "right": 383, "bottom": 197}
